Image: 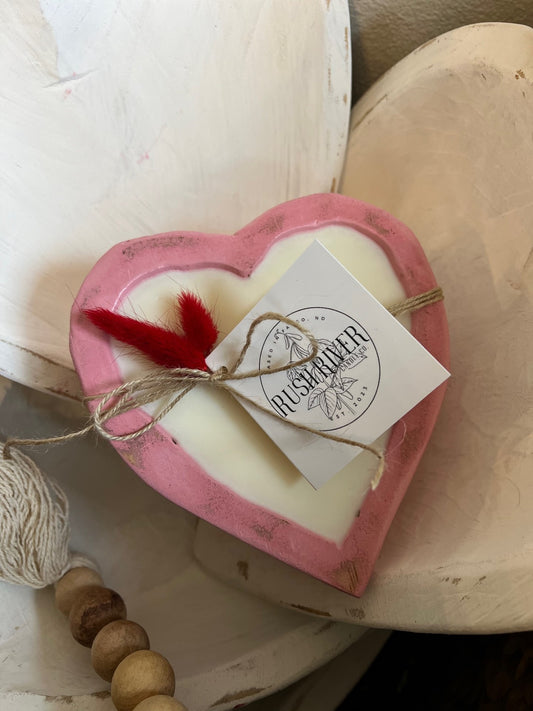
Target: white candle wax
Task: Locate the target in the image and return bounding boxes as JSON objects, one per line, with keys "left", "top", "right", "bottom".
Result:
{"left": 116, "top": 226, "right": 408, "bottom": 544}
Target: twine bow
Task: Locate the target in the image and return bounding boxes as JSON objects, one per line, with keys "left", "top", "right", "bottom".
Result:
{"left": 3, "top": 287, "right": 444, "bottom": 489}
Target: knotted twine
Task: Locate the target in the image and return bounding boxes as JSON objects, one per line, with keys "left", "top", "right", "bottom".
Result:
{"left": 0, "top": 286, "right": 443, "bottom": 588}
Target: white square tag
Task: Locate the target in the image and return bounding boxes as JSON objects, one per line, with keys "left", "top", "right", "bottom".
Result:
{"left": 207, "top": 241, "right": 449, "bottom": 488}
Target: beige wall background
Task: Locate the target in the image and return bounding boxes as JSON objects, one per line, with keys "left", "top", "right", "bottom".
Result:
{"left": 349, "top": 0, "right": 533, "bottom": 100}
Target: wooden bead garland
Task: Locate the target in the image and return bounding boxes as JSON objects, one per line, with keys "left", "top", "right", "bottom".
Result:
{"left": 69, "top": 584, "right": 127, "bottom": 647}
{"left": 92, "top": 619, "right": 150, "bottom": 682}
{"left": 55, "top": 566, "right": 104, "bottom": 616}
{"left": 54, "top": 567, "right": 186, "bottom": 711}
{"left": 111, "top": 650, "right": 176, "bottom": 711}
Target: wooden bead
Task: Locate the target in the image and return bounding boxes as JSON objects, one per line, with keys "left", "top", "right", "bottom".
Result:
{"left": 54, "top": 567, "right": 104, "bottom": 616}
{"left": 69, "top": 585, "right": 126, "bottom": 647}
{"left": 133, "top": 696, "right": 187, "bottom": 711}
{"left": 91, "top": 620, "right": 150, "bottom": 681}
{"left": 111, "top": 650, "right": 176, "bottom": 711}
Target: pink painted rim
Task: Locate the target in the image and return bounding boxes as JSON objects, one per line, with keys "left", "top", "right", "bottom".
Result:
{"left": 70, "top": 193, "right": 449, "bottom": 596}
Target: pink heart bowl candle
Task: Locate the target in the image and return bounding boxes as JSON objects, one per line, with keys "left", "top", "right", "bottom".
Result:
{"left": 70, "top": 194, "right": 449, "bottom": 596}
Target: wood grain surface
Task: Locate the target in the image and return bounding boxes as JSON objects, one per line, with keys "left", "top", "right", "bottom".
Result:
{"left": 0, "top": 0, "right": 350, "bottom": 398}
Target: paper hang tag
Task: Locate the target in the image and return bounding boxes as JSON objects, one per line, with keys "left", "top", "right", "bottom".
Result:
{"left": 207, "top": 241, "right": 450, "bottom": 489}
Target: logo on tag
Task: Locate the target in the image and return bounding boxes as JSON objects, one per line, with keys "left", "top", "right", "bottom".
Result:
{"left": 259, "top": 307, "right": 380, "bottom": 431}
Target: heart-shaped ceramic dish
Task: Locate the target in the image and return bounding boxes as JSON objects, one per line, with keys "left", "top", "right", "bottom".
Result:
{"left": 70, "top": 193, "right": 449, "bottom": 596}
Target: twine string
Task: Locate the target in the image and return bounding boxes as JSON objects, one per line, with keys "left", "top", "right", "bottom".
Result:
{"left": 388, "top": 286, "right": 442, "bottom": 317}
{"left": 2, "top": 287, "right": 443, "bottom": 486}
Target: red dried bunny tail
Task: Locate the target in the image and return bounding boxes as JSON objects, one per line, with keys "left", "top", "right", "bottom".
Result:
{"left": 177, "top": 291, "right": 218, "bottom": 355}
{"left": 84, "top": 308, "right": 208, "bottom": 370}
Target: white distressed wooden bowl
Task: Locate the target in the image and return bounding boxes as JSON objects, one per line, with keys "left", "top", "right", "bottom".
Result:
{"left": 0, "top": 0, "right": 350, "bottom": 399}
{"left": 194, "top": 22, "right": 533, "bottom": 635}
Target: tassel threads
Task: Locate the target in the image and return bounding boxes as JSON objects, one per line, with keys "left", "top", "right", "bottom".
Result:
{"left": 0, "top": 442, "right": 82, "bottom": 587}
